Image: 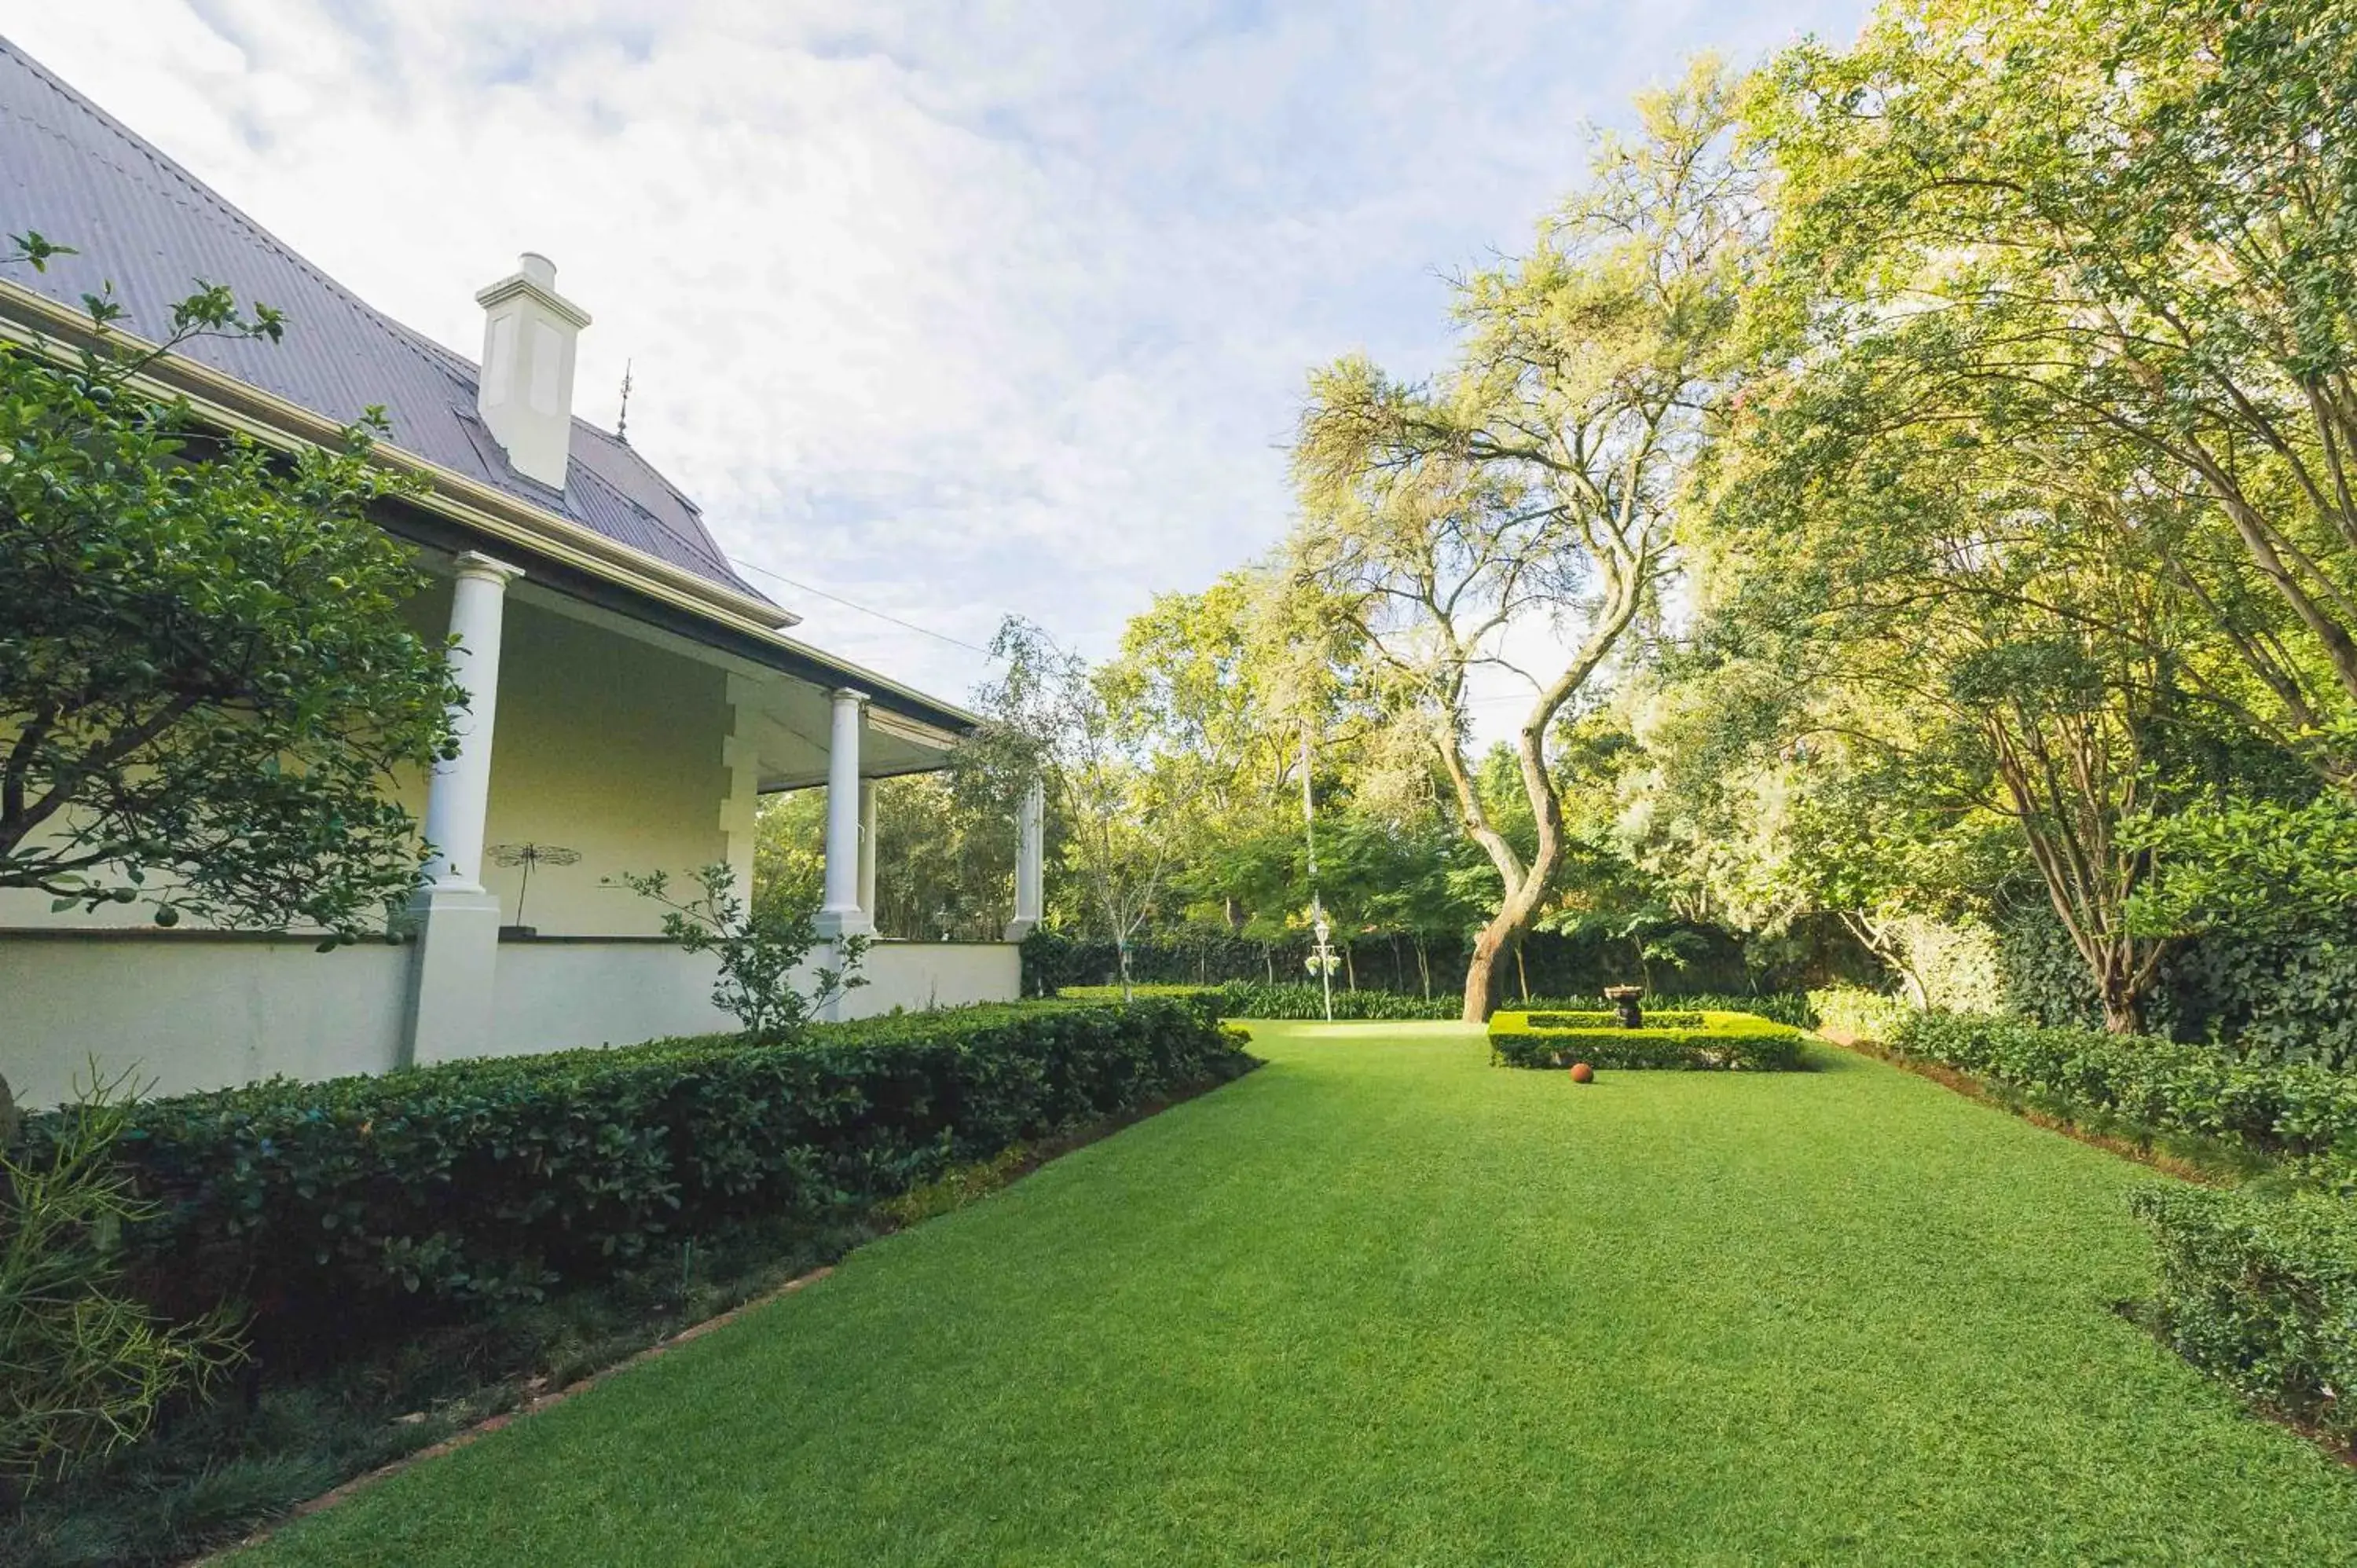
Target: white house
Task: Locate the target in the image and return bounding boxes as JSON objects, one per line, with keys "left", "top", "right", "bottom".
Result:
{"left": 0, "top": 39, "right": 1045, "bottom": 1107}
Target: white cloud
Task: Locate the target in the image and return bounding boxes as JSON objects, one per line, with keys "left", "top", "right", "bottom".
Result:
{"left": 1, "top": 0, "right": 1870, "bottom": 706}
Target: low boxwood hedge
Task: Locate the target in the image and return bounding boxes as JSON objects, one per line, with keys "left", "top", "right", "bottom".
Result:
{"left": 1487, "top": 1010, "right": 1809, "bottom": 1072}
{"left": 2132, "top": 1185, "right": 2357, "bottom": 1449}
{"left": 14, "top": 998, "right": 1254, "bottom": 1342}
{"left": 1885, "top": 1013, "right": 2357, "bottom": 1188}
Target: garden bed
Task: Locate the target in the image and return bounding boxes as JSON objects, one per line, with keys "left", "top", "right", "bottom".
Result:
{"left": 2, "top": 999, "right": 1257, "bottom": 1566}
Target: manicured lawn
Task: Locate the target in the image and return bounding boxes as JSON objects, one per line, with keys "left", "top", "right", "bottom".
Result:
{"left": 237, "top": 1024, "right": 2357, "bottom": 1566}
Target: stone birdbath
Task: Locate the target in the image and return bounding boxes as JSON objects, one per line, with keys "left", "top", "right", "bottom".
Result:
{"left": 1604, "top": 984, "right": 1645, "bottom": 1030}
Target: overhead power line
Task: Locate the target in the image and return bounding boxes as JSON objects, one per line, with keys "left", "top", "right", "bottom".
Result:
{"left": 731, "top": 559, "right": 998, "bottom": 657}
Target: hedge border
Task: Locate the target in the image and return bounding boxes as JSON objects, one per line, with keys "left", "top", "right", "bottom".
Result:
{"left": 1881, "top": 1013, "right": 2357, "bottom": 1189}
{"left": 2132, "top": 1185, "right": 2357, "bottom": 1453}
{"left": 14, "top": 998, "right": 1256, "bottom": 1343}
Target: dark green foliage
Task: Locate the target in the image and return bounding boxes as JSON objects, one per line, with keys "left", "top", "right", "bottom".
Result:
{"left": 0, "top": 237, "right": 460, "bottom": 940}
{"left": 1650, "top": 991, "right": 1819, "bottom": 1028}
{"left": 1487, "top": 1010, "right": 1809, "bottom": 1072}
{"left": 1208, "top": 984, "right": 1464, "bottom": 1020}
{"left": 1997, "top": 901, "right": 2357, "bottom": 1069}
{"left": 1042, "top": 924, "right": 1860, "bottom": 998}
{"left": 2154, "top": 930, "right": 2357, "bottom": 1071}
{"left": 16, "top": 1000, "right": 1254, "bottom": 1347}
{"left": 1, "top": 1208, "right": 867, "bottom": 1568}
{"left": 1202, "top": 981, "right": 1819, "bottom": 1028}
{"left": 2132, "top": 1186, "right": 2357, "bottom": 1450}
{"left": 1992, "top": 905, "right": 2109, "bottom": 1031}
{"left": 1887, "top": 1013, "right": 2357, "bottom": 1187}
{"left": 1017, "top": 926, "right": 1087, "bottom": 998}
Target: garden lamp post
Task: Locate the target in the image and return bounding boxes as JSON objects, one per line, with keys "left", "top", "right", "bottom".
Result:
{"left": 1309, "top": 901, "right": 1337, "bottom": 1023}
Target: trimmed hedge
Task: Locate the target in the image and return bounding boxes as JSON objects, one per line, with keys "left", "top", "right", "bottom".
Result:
{"left": 1885, "top": 1013, "right": 2357, "bottom": 1189}
{"left": 1210, "top": 984, "right": 1464, "bottom": 1020}
{"left": 17, "top": 998, "right": 1255, "bottom": 1338}
{"left": 2132, "top": 1186, "right": 2357, "bottom": 1449}
{"left": 1488, "top": 1010, "right": 1809, "bottom": 1072}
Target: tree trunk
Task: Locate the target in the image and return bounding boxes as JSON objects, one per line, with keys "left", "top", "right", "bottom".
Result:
{"left": 1117, "top": 940, "right": 1133, "bottom": 1002}
{"left": 1462, "top": 922, "right": 1508, "bottom": 1022}
{"left": 2095, "top": 940, "right": 2159, "bottom": 1034}
{"left": 1263, "top": 945, "right": 1274, "bottom": 984}
{"left": 1415, "top": 937, "right": 1431, "bottom": 998}
{"left": 1515, "top": 940, "right": 1530, "bottom": 1002}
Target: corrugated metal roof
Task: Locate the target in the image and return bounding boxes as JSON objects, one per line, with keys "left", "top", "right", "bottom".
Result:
{"left": 0, "top": 34, "right": 767, "bottom": 603}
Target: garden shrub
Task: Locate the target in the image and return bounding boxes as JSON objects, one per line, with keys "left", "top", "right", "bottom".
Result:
{"left": 1659, "top": 992, "right": 1818, "bottom": 1029}
{"left": 1886, "top": 1013, "right": 2357, "bottom": 1187}
{"left": 2131, "top": 1185, "right": 2357, "bottom": 1449}
{"left": 2, "top": 1077, "right": 241, "bottom": 1489}
{"left": 1209, "top": 983, "right": 1464, "bottom": 1020}
{"left": 1487, "top": 1011, "right": 1809, "bottom": 1072}
{"left": 1808, "top": 987, "right": 1915, "bottom": 1044}
{"left": 13, "top": 998, "right": 1253, "bottom": 1347}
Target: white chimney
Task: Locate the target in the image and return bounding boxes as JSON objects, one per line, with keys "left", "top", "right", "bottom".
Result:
{"left": 474, "top": 252, "right": 591, "bottom": 490}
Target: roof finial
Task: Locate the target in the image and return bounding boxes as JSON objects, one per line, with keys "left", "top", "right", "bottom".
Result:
{"left": 616, "top": 358, "right": 633, "bottom": 445}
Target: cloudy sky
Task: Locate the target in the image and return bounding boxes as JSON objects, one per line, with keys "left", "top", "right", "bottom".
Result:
{"left": 4, "top": 0, "right": 1867, "bottom": 709}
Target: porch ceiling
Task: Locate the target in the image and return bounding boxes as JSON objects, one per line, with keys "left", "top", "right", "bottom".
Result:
{"left": 499, "top": 573, "right": 962, "bottom": 792}
{"left": 743, "top": 673, "right": 960, "bottom": 792}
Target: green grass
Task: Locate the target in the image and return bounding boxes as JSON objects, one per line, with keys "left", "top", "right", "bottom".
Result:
{"left": 234, "top": 1024, "right": 2357, "bottom": 1566}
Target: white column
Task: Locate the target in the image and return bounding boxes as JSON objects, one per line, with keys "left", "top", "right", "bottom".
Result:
{"left": 419, "top": 554, "right": 522, "bottom": 891}
{"left": 856, "top": 778, "right": 878, "bottom": 921}
{"left": 405, "top": 551, "right": 523, "bottom": 1066}
{"left": 1003, "top": 776, "right": 1044, "bottom": 940}
{"left": 815, "top": 687, "right": 872, "bottom": 938}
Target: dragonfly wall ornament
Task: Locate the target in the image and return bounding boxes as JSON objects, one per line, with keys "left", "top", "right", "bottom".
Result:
{"left": 487, "top": 842, "right": 581, "bottom": 932}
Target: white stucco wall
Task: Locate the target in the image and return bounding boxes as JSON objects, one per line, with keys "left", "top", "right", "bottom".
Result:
{"left": 0, "top": 934, "right": 410, "bottom": 1107}
{"left": 2, "top": 932, "right": 1024, "bottom": 1108}
{"left": 480, "top": 940, "right": 1022, "bottom": 1050}
{"left": 854, "top": 942, "right": 1022, "bottom": 1016}
{"left": 486, "top": 940, "right": 736, "bottom": 1055}
{"left": 470, "top": 596, "right": 735, "bottom": 936}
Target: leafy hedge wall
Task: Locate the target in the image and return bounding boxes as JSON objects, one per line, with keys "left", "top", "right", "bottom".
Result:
{"left": 1017, "top": 921, "right": 1880, "bottom": 1002}
{"left": 16, "top": 998, "right": 1254, "bottom": 1343}
{"left": 2132, "top": 1186, "right": 2357, "bottom": 1449}
{"left": 1487, "top": 1010, "right": 1809, "bottom": 1072}
{"left": 1198, "top": 982, "right": 1820, "bottom": 1028}
{"left": 1885, "top": 1013, "right": 2357, "bottom": 1189}
{"left": 1993, "top": 902, "right": 2357, "bottom": 1068}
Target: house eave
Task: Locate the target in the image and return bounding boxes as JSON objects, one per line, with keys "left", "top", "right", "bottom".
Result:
{"left": 0, "top": 279, "right": 982, "bottom": 738}
{"left": 0, "top": 277, "right": 790, "bottom": 630}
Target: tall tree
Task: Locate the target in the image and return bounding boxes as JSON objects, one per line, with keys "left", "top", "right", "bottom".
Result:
{"left": 1754, "top": 0, "right": 2357, "bottom": 784}
{"left": 1698, "top": 393, "right": 2237, "bottom": 1029}
{"left": 972, "top": 617, "right": 1175, "bottom": 998}
{"left": 1290, "top": 60, "right": 1755, "bottom": 1019}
